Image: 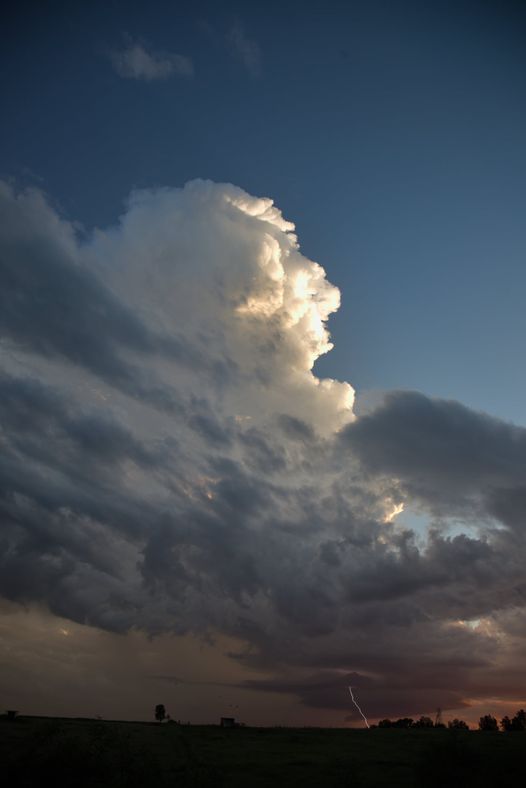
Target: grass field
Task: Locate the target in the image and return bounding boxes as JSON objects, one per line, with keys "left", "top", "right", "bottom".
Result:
{"left": 2, "top": 716, "right": 525, "bottom": 787}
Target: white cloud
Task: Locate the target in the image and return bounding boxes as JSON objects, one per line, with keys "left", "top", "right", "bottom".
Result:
{"left": 227, "top": 21, "right": 261, "bottom": 76}
{"left": 87, "top": 180, "right": 354, "bottom": 434}
{"left": 110, "top": 39, "right": 193, "bottom": 81}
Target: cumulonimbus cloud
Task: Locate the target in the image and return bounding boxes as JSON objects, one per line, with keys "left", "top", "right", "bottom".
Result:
{"left": 1, "top": 178, "right": 526, "bottom": 720}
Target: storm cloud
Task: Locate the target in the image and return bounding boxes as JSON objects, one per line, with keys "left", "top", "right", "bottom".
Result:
{"left": 1, "top": 179, "right": 525, "bottom": 723}
{"left": 343, "top": 390, "right": 526, "bottom": 528}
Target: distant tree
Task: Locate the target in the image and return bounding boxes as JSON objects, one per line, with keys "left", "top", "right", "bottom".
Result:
{"left": 413, "top": 716, "right": 434, "bottom": 728}
{"left": 155, "top": 704, "right": 166, "bottom": 723}
{"left": 393, "top": 718, "right": 414, "bottom": 729}
{"left": 478, "top": 715, "right": 498, "bottom": 731}
{"left": 378, "top": 719, "right": 392, "bottom": 728}
{"left": 500, "top": 716, "right": 512, "bottom": 732}
{"left": 448, "top": 718, "right": 469, "bottom": 730}
{"left": 511, "top": 710, "right": 526, "bottom": 731}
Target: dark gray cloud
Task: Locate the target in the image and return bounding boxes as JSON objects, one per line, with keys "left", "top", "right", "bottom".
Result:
{"left": 342, "top": 390, "right": 526, "bottom": 529}
{"left": 237, "top": 670, "right": 471, "bottom": 719}
{"left": 0, "top": 370, "right": 156, "bottom": 470}
{"left": 0, "top": 184, "right": 151, "bottom": 383}
{"left": 278, "top": 414, "right": 316, "bottom": 443}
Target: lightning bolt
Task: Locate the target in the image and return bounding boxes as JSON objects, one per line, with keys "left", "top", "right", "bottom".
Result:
{"left": 348, "top": 686, "right": 370, "bottom": 728}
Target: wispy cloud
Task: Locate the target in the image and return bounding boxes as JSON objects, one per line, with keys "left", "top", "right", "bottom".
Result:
{"left": 227, "top": 21, "right": 261, "bottom": 76}
{"left": 110, "top": 37, "right": 193, "bottom": 81}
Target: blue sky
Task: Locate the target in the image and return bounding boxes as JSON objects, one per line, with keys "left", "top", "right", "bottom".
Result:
{"left": 3, "top": 0, "right": 526, "bottom": 424}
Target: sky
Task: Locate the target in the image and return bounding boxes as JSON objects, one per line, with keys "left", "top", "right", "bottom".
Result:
{"left": 1, "top": 0, "right": 526, "bottom": 727}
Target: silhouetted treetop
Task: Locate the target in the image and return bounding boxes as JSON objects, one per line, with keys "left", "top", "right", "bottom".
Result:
{"left": 478, "top": 714, "right": 498, "bottom": 731}
{"left": 448, "top": 718, "right": 469, "bottom": 730}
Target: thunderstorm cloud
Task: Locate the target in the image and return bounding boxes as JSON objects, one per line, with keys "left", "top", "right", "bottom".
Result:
{"left": 1, "top": 179, "right": 525, "bottom": 722}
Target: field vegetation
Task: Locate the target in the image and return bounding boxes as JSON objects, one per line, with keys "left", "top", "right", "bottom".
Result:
{"left": 2, "top": 715, "right": 525, "bottom": 787}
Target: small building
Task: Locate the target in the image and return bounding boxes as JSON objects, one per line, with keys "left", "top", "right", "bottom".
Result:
{"left": 220, "top": 717, "right": 236, "bottom": 728}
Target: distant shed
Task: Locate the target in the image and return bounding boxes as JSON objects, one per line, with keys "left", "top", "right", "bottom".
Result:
{"left": 220, "top": 717, "right": 236, "bottom": 728}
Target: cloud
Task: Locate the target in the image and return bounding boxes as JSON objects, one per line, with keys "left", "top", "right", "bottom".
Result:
{"left": 110, "top": 38, "right": 193, "bottom": 81}
{"left": 0, "top": 183, "right": 154, "bottom": 381}
{"left": 342, "top": 390, "right": 526, "bottom": 527}
{"left": 0, "top": 177, "right": 356, "bottom": 634}
{"left": 227, "top": 21, "right": 261, "bottom": 76}
{"left": 1, "top": 178, "right": 526, "bottom": 723}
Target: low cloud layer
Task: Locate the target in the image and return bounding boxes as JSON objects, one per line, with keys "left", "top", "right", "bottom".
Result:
{"left": 1, "top": 179, "right": 525, "bottom": 723}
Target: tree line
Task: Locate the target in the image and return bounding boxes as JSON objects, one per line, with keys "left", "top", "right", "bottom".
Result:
{"left": 374, "top": 709, "right": 526, "bottom": 731}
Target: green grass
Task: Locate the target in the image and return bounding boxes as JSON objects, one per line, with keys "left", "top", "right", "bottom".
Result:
{"left": 2, "top": 717, "right": 525, "bottom": 787}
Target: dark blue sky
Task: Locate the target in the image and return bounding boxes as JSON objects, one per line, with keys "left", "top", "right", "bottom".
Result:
{"left": 3, "top": 0, "right": 526, "bottom": 422}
